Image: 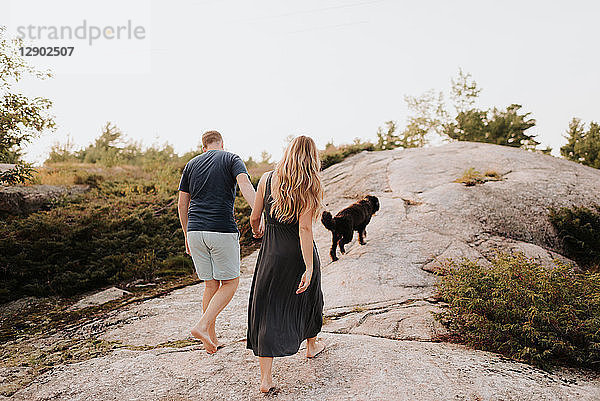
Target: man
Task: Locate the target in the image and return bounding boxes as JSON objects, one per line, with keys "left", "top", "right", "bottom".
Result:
{"left": 178, "top": 130, "right": 262, "bottom": 354}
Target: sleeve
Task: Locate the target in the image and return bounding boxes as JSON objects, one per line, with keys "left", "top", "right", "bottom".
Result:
{"left": 231, "top": 154, "right": 249, "bottom": 179}
{"left": 178, "top": 163, "right": 190, "bottom": 192}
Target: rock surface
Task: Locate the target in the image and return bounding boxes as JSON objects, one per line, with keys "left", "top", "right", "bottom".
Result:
{"left": 0, "top": 164, "right": 16, "bottom": 173}
{"left": 69, "top": 287, "right": 132, "bottom": 311}
{"left": 0, "top": 184, "right": 89, "bottom": 214}
{"left": 9, "top": 142, "right": 600, "bottom": 400}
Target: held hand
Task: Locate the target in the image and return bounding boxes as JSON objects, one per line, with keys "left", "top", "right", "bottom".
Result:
{"left": 296, "top": 269, "right": 312, "bottom": 294}
{"left": 259, "top": 215, "right": 265, "bottom": 237}
{"left": 253, "top": 215, "right": 265, "bottom": 239}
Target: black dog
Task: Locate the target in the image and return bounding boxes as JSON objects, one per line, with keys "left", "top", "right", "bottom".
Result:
{"left": 321, "top": 195, "right": 380, "bottom": 261}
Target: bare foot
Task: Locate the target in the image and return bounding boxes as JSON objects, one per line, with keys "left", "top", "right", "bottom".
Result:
{"left": 191, "top": 325, "right": 217, "bottom": 354}
{"left": 306, "top": 339, "right": 326, "bottom": 358}
{"left": 209, "top": 335, "right": 224, "bottom": 349}
{"left": 259, "top": 379, "right": 274, "bottom": 393}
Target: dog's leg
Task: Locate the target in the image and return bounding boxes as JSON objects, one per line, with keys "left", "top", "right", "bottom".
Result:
{"left": 356, "top": 224, "right": 367, "bottom": 245}
{"left": 358, "top": 230, "right": 366, "bottom": 245}
{"left": 330, "top": 233, "right": 339, "bottom": 261}
{"left": 339, "top": 236, "right": 351, "bottom": 254}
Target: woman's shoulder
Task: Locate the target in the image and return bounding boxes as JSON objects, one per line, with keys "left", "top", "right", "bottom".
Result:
{"left": 260, "top": 170, "right": 274, "bottom": 181}
{"left": 257, "top": 170, "right": 274, "bottom": 191}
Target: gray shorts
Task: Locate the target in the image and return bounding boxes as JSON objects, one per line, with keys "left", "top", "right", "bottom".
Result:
{"left": 187, "top": 231, "right": 241, "bottom": 281}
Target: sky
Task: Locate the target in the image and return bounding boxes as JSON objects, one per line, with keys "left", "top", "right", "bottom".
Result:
{"left": 3, "top": 0, "right": 600, "bottom": 164}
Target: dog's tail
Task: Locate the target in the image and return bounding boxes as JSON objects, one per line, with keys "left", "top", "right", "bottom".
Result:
{"left": 321, "top": 211, "right": 335, "bottom": 231}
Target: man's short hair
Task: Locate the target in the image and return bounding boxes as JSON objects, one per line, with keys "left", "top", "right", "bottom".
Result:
{"left": 202, "top": 130, "right": 223, "bottom": 147}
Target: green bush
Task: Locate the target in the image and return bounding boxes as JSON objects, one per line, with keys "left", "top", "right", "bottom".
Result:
{"left": 549, "top": 205, "right": 600, "bottom": 272}
{"left": 0, "top": 168, "right": 259, "bottom": 303}
{"left": 320, "top": 141, "right": 375, "bottom": 170}
{"left": 436, "top": 253, "right": 600, "bottom": 369}
{"left": 560, "top": 118, "right": 600, "bottom": 169}
{"left": 73, "top": 173, "right": 104, "bottom": 188}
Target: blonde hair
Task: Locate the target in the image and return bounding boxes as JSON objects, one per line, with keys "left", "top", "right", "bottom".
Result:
{"left": 270, "top": 136, "right": 323, "bottom": 223}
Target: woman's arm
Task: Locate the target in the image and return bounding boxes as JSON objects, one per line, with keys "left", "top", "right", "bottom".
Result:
{"left": 250, "top": 173, "right": 268, "bottom": 238}
{"left": 296, "top": 208, "right": 314, "bottom": 294}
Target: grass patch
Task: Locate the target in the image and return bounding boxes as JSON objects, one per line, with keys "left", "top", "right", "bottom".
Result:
{"left": 454, "top": 167, "right": 503, "bottom": 186}
{"left": 435, "top": 253, "right": 600, "bottom": 369}
{"left": 484, "top": 170, "right": 501, "bottom": 179}
{"left": 454, "top": 168, "right": 486, "bottom": 186}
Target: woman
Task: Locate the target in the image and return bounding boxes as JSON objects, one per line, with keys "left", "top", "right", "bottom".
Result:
{"left": 247, "top": 135, "right": 326, "bottom": 393}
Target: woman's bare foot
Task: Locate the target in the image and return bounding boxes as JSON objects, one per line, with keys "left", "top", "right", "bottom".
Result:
{"left": 259, "top": 379, "right": 275, "bottom": 393}
{"left": 209, "top": 331, "right": 226, "bottom": 349}
{"left": 306, "top": 338, "right": 325, "bottom": 358}
{"left": 191, "top": 324, "right": 217, "bottom": 354}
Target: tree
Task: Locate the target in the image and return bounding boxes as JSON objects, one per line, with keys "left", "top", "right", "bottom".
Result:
{"left": 376, "top": 120, "right": 399, "bottom": 150}
{"left": 47, "top": 135, "right": 78, "bottom": 163}
{"left": 244, "top": 156, "right": 257, "bottom": 168}
{"left": 444, "top": 104, "right": 540, "bottom": 149}
{"left": 0, "top": 26, "right": 55, "bottom": 185}
{"left": 401, "top": 90, "right": 448, "bottom": 148}
{"left": 78, "top": 122, "right": 125, "bottom": 166}
{"left": 260, "top": 150, "right": 272, "bottom": 164}
{"left": 561, "top": 118, "right": 600, "bottom": 168}
{"left": 387, "top": 69, "right": 550, "bottom": 152}
{"left": 450, "top": 68, "right": 481, "bottom": 113}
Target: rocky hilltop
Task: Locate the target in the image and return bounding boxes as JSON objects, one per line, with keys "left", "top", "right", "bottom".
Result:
{"left": 8, "top": 142, "right": 600, "bottom": 400}
{"left": 0, "top": 184, "right": 89, "bottom": 214}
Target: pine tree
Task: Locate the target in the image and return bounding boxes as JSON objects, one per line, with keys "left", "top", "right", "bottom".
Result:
{"left": 561, "top": 118, "right": 600, "bottom": 168}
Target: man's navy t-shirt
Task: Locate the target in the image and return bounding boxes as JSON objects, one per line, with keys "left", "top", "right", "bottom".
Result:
{"left": 178, "top": 150, "right": 248, "bottom": 233}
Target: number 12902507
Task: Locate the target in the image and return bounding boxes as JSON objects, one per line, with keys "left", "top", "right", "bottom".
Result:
{"left": 19, "top": 47, "right": 75, "bottom": 56}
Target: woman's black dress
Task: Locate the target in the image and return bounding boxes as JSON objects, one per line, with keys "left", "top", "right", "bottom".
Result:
{"left": 247, "top": 172, "right": 324, "bottom": 357}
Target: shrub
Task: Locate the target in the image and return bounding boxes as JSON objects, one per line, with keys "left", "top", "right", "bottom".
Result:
{"left": 73, "top": 173, "right": 104, "bottom": 188}
{"left": 560, "top": 118, "right": 600, "bottom": 169}
{"left": 436, "top": 253, "right": 600, "bottom": 369}
{"left": 0, "top": 163, "right": 35, "bottom": 185}
{"left": 444, "top": 104, "right": 541, "bottom": 150}
{"left": 320, "top": 140, "right": 375, "bottom": 170}
{"left": 0, "top": 166, "right": 259, "bottom": 303}
{"left": 0, "top": 189, "right": 184, "bottom": 301}
{"left": 549, "top": 205, "right": 600, "bottom": 272}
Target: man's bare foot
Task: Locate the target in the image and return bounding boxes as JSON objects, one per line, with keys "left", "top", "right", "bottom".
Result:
{"left": 191, "top": 325, "right": 217, "bottom": 354}
{"left": 259, "top": 379, "right": 275, "bottom": 393}
{"left": 306, "top": 339, "right": 326, "bottom": 358}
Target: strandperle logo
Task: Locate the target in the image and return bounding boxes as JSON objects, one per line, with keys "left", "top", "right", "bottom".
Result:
{"left": 15, "top": 20, "right": 146, "bottom": 45}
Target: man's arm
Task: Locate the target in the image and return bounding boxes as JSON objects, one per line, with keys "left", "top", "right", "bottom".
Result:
{"left": 238, "top": 173, "right": 264, "bottom": 238}
{"left": 178, "top": 191, "right": 191, "bottom": 255}
{"left": 236, "top": 173, "right": 256, "bottom": 208}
